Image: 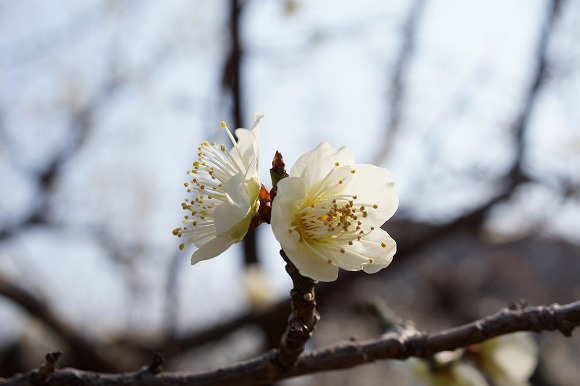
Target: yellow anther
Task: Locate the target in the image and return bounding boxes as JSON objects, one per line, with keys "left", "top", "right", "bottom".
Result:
{"left": 340, "top": 248, "right": 345, "bottom": 254}
{"left": 220, "top": 144, "right": 226, "bottom": 151}
{"left": 202, "top": 141, "right": 209, "bottom": 146}
{"left": 368, "top": 258, "right": 374, "bottom": 263}
{"left": 193, "top": 161, "right": 200, "bottom": 167}
{"left": 221, "top": 121, "right": 227, "bottom": 128}
{"left": 184, "top": 182, "right": 189, "bottom": 187}
{"left": 380, "top": 242, "right": 387, "bottom": 248}
{"left": 373, "top": 204, "right": 378, "bottom": 209}
{"left": 335, "top": 162, "right": 340, "bottom": 166}
{"left": 179, "top": 243, "right": 185, "bottom": 250}
{"left": 350, "top": 169, "right": 355, "bottom": 174}
{"left": 352, "top": 195, "right": 357, "bottom": 199}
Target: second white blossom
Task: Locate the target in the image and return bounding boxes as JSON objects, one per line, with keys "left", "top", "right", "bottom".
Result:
{"left": 271, "top": 142, "right": 398, "bottom": 281}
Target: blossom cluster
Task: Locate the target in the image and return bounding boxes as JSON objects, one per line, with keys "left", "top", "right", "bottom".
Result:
{"left": 173, "top": 114, "right": 398, "bottom": 282}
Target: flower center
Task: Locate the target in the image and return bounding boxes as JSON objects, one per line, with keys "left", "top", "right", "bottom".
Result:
{"left": 290, "top": 165, "right": 381, "bottom": 252}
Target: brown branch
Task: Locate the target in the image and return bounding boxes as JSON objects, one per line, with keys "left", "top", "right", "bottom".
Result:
{"left": 3, "top": 300, "right": 579, "bottom": 385}
{"left": 275, "top": 250, "right": 319, "bottom": 368}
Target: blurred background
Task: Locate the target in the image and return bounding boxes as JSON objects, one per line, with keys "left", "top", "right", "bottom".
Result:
{"left": 0, "top": 0, "right": 579, "bottom": 384}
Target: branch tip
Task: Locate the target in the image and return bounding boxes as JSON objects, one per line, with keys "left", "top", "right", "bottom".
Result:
{"left": 32, "top": 351, "right": 62, "bottom": 385}
{"left": 508, "top": 298, "right": 528, "bottom": 310}
{"left": 148, "top": 352, "right": 165, "bottom": 374}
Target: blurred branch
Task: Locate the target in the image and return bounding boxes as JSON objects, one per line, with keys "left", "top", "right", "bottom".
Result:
{"left": 0, "top": 73, "right": 124, "bottom": 241}
{"left": 3, "top": 300, "right": 579, "bottom": 385}
{"left": 0, "top": 273, "right": 119, "bottom": 372}
{"left": 372, "top": 0, "right": 425, "bottom": 165}
{"left": 222, "top": 0, "right": 246, "bottom": 128}
{"left": 507, "top": 0, "right": 563, "bottom": 182}
{"left": 0, "top": 104, "right": 94, "bottom": 240}
{"left": 419, "top": 0, "right": 564, "bottom": 232}
{"left": 221, "top": 0, "right": 260, "bottom": 268}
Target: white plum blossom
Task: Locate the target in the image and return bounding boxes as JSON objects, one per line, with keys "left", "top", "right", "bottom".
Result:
{"left": 474, "top": 333, "right": 539, "bottom": 386}
{"left": 173, "top": 114, "right": 263, "bottom": 264}
{"left": 271, "top": 142, "right": 398, "bottom": 281}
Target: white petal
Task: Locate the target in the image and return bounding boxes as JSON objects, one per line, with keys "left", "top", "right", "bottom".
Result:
{"left": 290, "top": 142, "right": 355, "bottom": 187}
{"left": 354, "top": 228, "right": 396, "bottom": 273}
{"left": 286, "top": 240, "right": 339, "bottom": 282}
{"left": 485, "top": 333, "right": 538, "bottom": 384}
{"left": 407, "top": 359, "right": 489, "bottom": 386}
{"left": 272, "top": 177, "right": 339, "bottom": 281}
{"left": 454, "top": 363, "right": 490, "bottom": 386}
{"left": 191, "top": 233, "right": 233, "bottom": 264}
{"left": 214, "top": 172, "right": 251, "bottom": 235}
{"left": 191, "top": 226, "right": 218, "bottom": 248}
{"left": 233, "top": 113, "right": 262, "bottom": 174}
{"left": 344, "top": 164, "right": 398, "bottom": 225}
{"left": 317, "top": 243, "right": 369, "bottom": 271}
{"left": 271, "top": 177, "right": 306, "bottom": 244}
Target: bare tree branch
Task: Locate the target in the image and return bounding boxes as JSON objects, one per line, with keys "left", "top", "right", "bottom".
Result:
{"left": 3, "top": 300, "right": 578, "bottom": 385}
{"left": 507, "top": 0, "right": 563, "bottom": 183}
{"left": 372, "top": 0, "right": 425, "bottom": 165}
